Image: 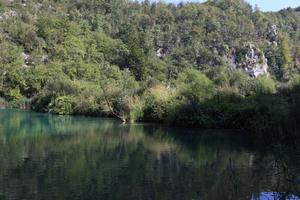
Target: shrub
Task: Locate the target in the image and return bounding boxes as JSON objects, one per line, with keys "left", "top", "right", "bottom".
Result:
{"left": 214, "top": 87, "right": 243, "bottom": 103}
{"left": 288, "top": 75, "right": 300, "bottom": 89}
{"left": 176, "top": 68, "right": 215, "bottom": 102}
{"left": 49, "top": 95, "right": 75, "bottom": 115}
{"left": 128, "top": 96, "right": 144, "bottom": 122}
{"left": 142, "top": 85, "right": 174, "bottom": 122}
{"left": 45, "top": 78, "right": 81, "bottom": 96}
{"left": 7, "top": 88, "right": 25, "bottom": 108}
{"left": 73, "top": 95, "right": 101, "bottom": 116}
{"left": 239, "top": 76, "right": 276, "bottom": 96}
{"left": 167, "top": 100, "right": 216, "bottom": 127}
{"left": 206, "top": 66, "right": 231, "bottom": 88}
{"left": 0, "top": 97, "right": 8, "bottom": 108}
{"left": 253, "top": 76, "right": 277, "bottom": 95}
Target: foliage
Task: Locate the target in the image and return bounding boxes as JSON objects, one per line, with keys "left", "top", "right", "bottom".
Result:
{"left": 142, "top": 85, "right": 174, "bottom": 122}
{"left": 254, "top": 76, "right": 277, "bottom": 94}
{"left": 0, "top": 0, "right": 300, "bottom": 134}
{"left": 50, "top": 95, "right": 75, "bottom": 115}
{"left": 176, "top": 68, "right": 215, "bottom": 102}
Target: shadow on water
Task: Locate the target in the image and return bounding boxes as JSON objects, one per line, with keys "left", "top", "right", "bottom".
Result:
{"left": 0, "top": 109, "right": 299, "bottom": 200}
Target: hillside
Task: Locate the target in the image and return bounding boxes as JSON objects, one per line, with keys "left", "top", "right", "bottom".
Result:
{"left": 0, "top": 0, "right": 300, "bottom": 133}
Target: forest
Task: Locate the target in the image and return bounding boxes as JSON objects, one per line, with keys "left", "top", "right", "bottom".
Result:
{"left": 0, "top": 0, "right": 300, "bottom": 135}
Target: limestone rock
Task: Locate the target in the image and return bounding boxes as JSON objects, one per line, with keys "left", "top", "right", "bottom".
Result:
{"left": 230, "top": 43, "right": 269, "bottom": 77}
{"left": 0, "top": 10, "right": 18, "bottom": 20}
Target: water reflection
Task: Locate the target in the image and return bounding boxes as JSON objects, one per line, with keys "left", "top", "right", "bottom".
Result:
{"left": 252, "top": 192, "right": 300, "bottom": 200}
{"left": 0, "top": 109, "right": 299, "bottom": 200}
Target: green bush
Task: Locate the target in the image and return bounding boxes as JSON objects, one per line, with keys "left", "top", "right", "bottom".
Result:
{"left": 167, "top": 100, "right": 216, "bottom": 127}
{"left": 253, "top": 76, "right": 277, "bottom": 95}
{"left": 176, "top": 68, "right": 215, "bottom": 102}
{"left": 7, "top": 88, "right": 25, "bottom": 108}
{"left": 206, "top": 66, "right": 232, "bottom": 88}
{"left": 142, "top": 85, "right": 174, "bottom": 122}
{"left": 288, "top": 75, "right": 300, "bottom": 89}
{"left": 0, "top": 97, "right": 8, "bottom": 108}
{"left": 238, "top": 76, "right": 276, "bottom": 96}
{"left": 49, "top": 96, "right": 76, "bottom": 115}
{"left": 129, "top": 97, "right": 144, "bottom": 122}
{"left": 73, "top": 96, "right": 102, "bottom": 116}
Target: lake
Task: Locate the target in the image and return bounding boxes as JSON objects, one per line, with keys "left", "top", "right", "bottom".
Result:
{"left": 0, "top": 109, "right": 299, "bottom": 200}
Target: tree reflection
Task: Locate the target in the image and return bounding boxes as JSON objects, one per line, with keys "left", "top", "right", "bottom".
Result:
{"left": 0, "top": 110, "right": 299, "bottom": 200}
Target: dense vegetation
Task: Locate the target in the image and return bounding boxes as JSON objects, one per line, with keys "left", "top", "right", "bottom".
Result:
{"left": 0, "top": 0, "right": 300, "bottom": 134}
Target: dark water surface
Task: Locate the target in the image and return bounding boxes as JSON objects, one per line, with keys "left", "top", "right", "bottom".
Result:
{"left": 0, "top": 109, "right": 299, "bottom": 200}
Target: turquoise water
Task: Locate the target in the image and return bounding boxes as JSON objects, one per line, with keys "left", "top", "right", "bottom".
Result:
{"left": 0, "top": 109, "right": 299, "bottom": 200}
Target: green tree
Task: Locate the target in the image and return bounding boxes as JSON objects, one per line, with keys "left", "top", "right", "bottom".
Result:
{"left": 279, "top": 37, "right": 293, "bottom": 80}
